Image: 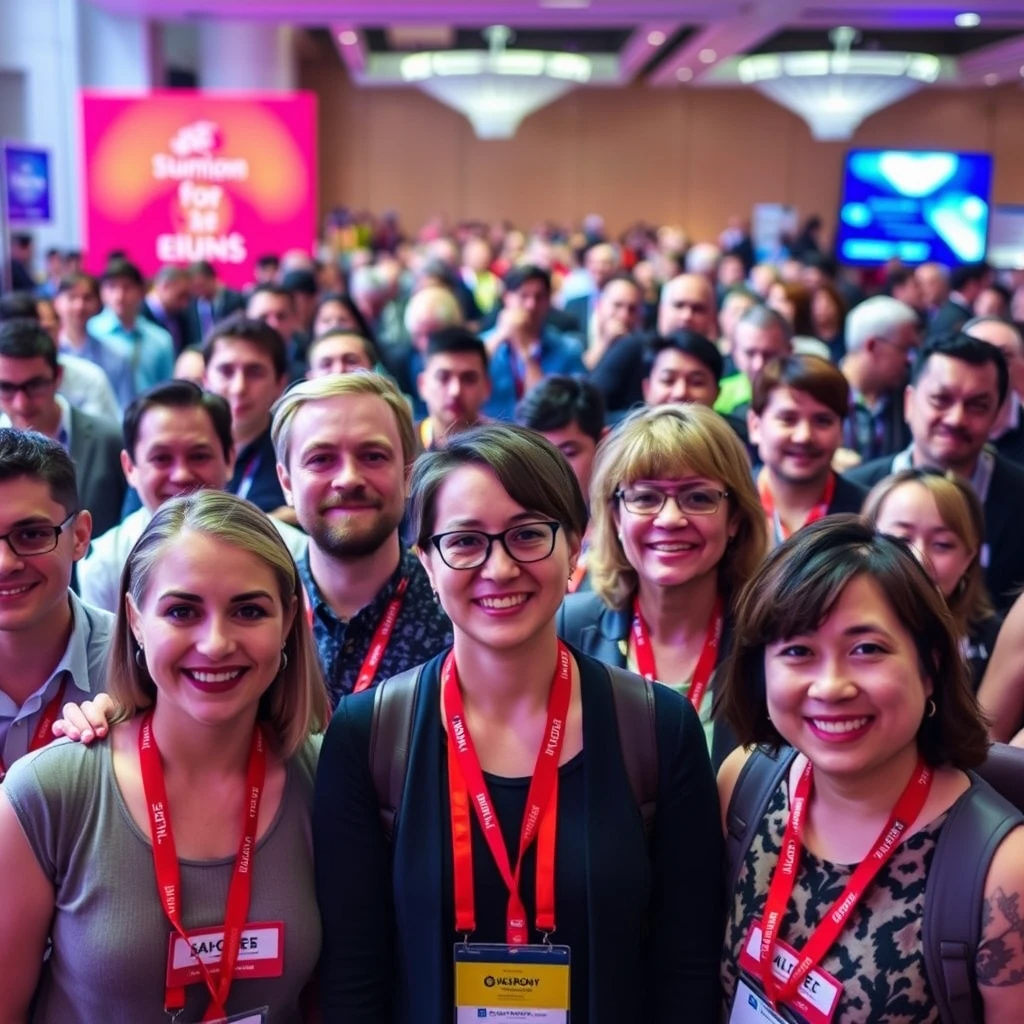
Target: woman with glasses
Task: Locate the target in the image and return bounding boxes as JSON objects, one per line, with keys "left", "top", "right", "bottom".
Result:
{"left": 558, "top": 404, "right": 768, "bottom": 768}
{"left": 863, "top": 468, "right": 1002, "bottom": 690}
{"left": 313, "top": 423, "right": 723, "bottom": 1023}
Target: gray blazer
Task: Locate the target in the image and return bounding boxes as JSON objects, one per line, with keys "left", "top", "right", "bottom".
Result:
{"left": 69, "top": 407, "right": 126, "bottom": 538}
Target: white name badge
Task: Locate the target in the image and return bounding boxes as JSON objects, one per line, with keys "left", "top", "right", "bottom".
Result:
{"left": 729, "top": 978, "right": 793, "bottom": 1024}
{"left": 454, "top": 943, "right": 570, "bottom": 1023}
{"left": 166, "top": 922, "right": 284, "bottom": 989}
{"left": 204, "top": 1010, "right": 269, "bottom": 1024}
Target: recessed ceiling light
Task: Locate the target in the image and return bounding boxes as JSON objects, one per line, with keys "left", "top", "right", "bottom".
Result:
{"left": 984, "top": 72, "right": 999, "bottom": 85}
{"left": 698, "top": 48, "right": 717, "bottom": 64}
{"left": 339, "top": 30, "right": 358, "bottom": 45}
{"left": 647, "top": 30, "right": 666, "bottom": 47}
{"left": 1019, "top": 64, "right": 1024, "bottom": 77}
{"left": 676, "top": 67, "right": 693, "bottom": 81}
{"left": 955, "top": 12, "right": 981, "bottom": 27}
{"left": 539, "top": 0, "right": 591, "bottom": 7}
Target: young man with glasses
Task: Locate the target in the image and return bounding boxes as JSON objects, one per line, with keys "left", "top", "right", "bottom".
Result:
{"left": 0, "top": 429, "right": 111, "bottom": 779}
{"left": 0, "top": 319, "right": 125, "bottom": 537}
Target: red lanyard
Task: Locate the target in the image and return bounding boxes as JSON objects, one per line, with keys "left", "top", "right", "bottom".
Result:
{"left": 444, "top": 641, "right": 572, "bottom": 945}
{"left": 304, "top": 576, "right": 409, "bottom": 693}
{"left": 139, "top": 711, "right": 267, "bottom": 1021}
{"left": 0, "top": 677, "right": 68, "bottom": 780}
{"left": 760, "top": 756, "right": 933, "bottom": 1009}
{"left": 758, "top": 470, "right": 836, "bottom": 544}
{"left": 630, "top": 594, "right": 723, "bottom": 711}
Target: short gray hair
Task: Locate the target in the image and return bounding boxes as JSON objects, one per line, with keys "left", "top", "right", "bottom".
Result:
{"left": 845, "top": 296, "right": 918, "bottom": 353}
{"left": 737, "top": 303, "right": 794, "bottom": 343}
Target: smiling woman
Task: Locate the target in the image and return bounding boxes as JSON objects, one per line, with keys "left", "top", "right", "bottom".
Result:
{"left": 0, "top": 490, "right": 329, "bottom": 1023}
{"left": 313, "top": 423, "right": 724, "bottom": 1024}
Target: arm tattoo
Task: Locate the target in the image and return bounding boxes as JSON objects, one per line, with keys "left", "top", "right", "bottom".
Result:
{"left": 977, "top": 887, "right": 1024, "bottom": 988}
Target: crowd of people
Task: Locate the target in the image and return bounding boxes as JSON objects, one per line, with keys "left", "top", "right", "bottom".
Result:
{"left": 0, "top": 213, "right": 1022, "bottom": 1022}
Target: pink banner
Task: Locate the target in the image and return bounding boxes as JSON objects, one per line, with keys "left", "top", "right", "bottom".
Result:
{"left": 81, "top": 90, "right": 317, "bottom": 288}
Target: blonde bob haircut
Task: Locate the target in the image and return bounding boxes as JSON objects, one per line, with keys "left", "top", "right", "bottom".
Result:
{"left": 588, "top": 403, "right": 768, "bottom": 611}
{"left": 108, "top": 490, "right": 330, "bottom": 758}
{"left": 271, "top": 372, "right": 417, "bottom": 470}
{"left": 862, "top": 468, "right": 994, "bottom": 636}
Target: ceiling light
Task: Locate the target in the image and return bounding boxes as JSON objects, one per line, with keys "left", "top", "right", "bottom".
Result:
{"left": 699, "top": 49, "right": 717, "bottom": 64}
{"left": 1019, "top": 64, "right": 1024, "bottom": 76}
{"left": 339, "top": 30, "right": 358, "bottom": 46}
{"left": 954, "top": 12, "right": 981, "bottom": 27}
{"left": 984, "top": 72, "right": 999, "bottom": 85}
{"left": 676, "top": 67, "right": 693, "bottom": 82}
{"left": 647, "top": 31, "right": 666, "bottom": 47}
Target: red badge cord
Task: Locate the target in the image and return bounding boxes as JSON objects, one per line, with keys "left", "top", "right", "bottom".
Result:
{"left": 631, "top": 594, "right": 723, "bottom": 711}
{"left": 759, "top": 755, "right": 933, "bottom": 1010}
{"left": 445, "top": 641, "right": 572, "bottom": 946}
{"left": 758, "top": 470, "right": 836, "bottom": 544}
{"left": 0, "top": 677, "right": 68, "bottom": 780}
{"left": 305, "top": 576, "right": 409, "bottom": 693}
{"left": 139, "top": 711, "right": 266, "bottom": 1021}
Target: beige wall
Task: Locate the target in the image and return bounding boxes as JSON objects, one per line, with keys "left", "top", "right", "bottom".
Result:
{"left": 301, "top": 43, "right": 1024, "bottom": 244}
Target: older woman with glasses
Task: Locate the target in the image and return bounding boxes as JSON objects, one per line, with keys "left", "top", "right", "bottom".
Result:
{"left": 558, "top": 404, "right": 768, "bottom": 768}
{"left": 313, "top": 423, "right": 724, "bottom": 1024}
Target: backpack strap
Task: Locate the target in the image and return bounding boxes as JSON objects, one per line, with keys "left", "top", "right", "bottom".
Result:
{"left": 369, "top": 666, "right": 423, "bottom": 842}
{"left": 606, "top": 665, "right": 658, "bottom": 843}
{"left": 922, "top": 778, "right": 1024, "bottom": 1024}
{"left": 725, "top": 746, "right": 798, "bottom": 899}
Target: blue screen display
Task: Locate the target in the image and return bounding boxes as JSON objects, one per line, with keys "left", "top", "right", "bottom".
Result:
{"left": 836, "top": 150, "right": 993, "bottom": 266}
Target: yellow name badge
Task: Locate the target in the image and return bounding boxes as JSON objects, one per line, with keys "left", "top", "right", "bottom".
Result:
{"left": 455, "top": 943, "right": 570, "bottom": 1022}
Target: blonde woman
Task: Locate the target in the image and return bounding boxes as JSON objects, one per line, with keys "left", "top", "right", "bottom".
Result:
{"left": 557, "top": 403, "right": 768, "bottom": 768}
{"left": 863, "top": 467, "right": 1001, "bottom": 689}
{"left": 0, "top": 490, "right": 329, "bottom": 1023}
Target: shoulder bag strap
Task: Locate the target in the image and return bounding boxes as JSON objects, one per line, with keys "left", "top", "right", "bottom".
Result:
{"left": 369, "top": 666, "right": 423, "bottom": 842}
{"left": 606, "top": 664, "right": 658, "bottom": 843}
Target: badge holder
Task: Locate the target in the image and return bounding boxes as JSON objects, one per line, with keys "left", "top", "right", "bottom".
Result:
{"left": 204, "top": 1010, "right": 270, "bottom": 1024}
{"left": 454, "top": 933, "right": 571, "bottom": 1023}
{"left": 729, "top": 978, "right": 804, "bottom": 1024}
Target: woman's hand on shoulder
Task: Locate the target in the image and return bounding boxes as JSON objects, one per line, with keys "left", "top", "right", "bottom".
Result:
{"left": 977, "top": 824, "right": 1024, "bottom": 1021}
{"left": 51, "top": 693, "right": 117, "bottom": 744}
{"left": 716, "top": 745, "right": 756, "bottom": 838}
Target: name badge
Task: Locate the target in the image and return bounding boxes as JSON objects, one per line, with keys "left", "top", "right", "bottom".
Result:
{"left": 165, "top": 922, "right": 284, "bottom": 989}
{"left": 728, "top": 978, "right": 794, "bottom": 1024}
{"left": 204, "top": 1010, "right": 269, "bottom": 1024}
{"left": 736, "top": 923, "right": 842, "bottom": 1024}
{"left": 454, "top": 943, "right": 570, "bottom": 1022}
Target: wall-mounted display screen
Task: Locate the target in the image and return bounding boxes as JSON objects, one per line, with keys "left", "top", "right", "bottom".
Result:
{"left": 836, "top": 150, "right": 992, "bottom": 266}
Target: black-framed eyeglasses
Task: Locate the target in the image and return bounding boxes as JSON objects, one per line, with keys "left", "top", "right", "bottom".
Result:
{"left": 0, "top": 376, "right": 58, "bottom": 401}
{"left": 615, "top": 485, "right": 729, "bottom": 517}
{"left": 430, "top": 521, "right": 561, "bottom": 570}
{"left": 0, "top": 513, "right": 77, "bottom": 556}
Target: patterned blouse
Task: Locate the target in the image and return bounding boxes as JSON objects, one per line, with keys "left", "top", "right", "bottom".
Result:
{"left": 721, "top": 778, "right": 947, "bottom": 1023}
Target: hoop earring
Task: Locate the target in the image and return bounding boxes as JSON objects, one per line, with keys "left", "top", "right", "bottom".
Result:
{"left": 134, "top": 645, "right": 146, "bottom": 669}
{"left": 926, "top": 698, "right": 937, "bottom": 719}
{"left": 278, "top": 650, "right": 289, "bottom": 674}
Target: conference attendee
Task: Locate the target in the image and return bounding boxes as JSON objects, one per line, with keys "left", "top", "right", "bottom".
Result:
{"left": 89, "top": 259, "right": 174, "bottom": 394}
{"left": 886, "top": 265, "right": 924, "bottom": 314}
{"left": 77, "top": 381, "right": 306, "bottom": 613}
{"left": 809, "top": 281, "right": 847, "bottom": 362}
{"left": 766, "top": 279, "right": 814, "bottom": 338}
{"left": 245, "top": 283, "right": 307, "bottom": 380}
{"left": 38, "top": 247, "right": 64, "bottom": 299}
{"left": 580, "top": 274, "right": 644, "bottom": 370}
{"left": 717, "top": 518, "right": 1024, "bottom": 1023}
{"left": 349, "top": 263, "right": 401, "bottom": 337}
{"left": 172, "top": 347, "right": 205, "bottom": 385}
{"left": 915, "top": 261, "right": 950, "bottom": 319}
{"left": 714, "top": 304, "right": 793, "bottom": 416}
{"left": 141, "top": 265, "right": 193, "bottom": 354}
{"left": 642, "top": 331, "right": 722, "bottom": 409}
{"left": 563, "top": 241, "right": 619, "bottom": 331}
{"left": 0, "top": 429, "right": 110, "bottom": 780}
{"left": 717, "top": 287, "right": 759, "bottom": 354}
{"left": 187, "top": 260, "right": 245, "bottom": 342}
{"left": 0, "top": 489, "right": 329, "bottom": 1022}
{"left": 202, "top": 317, "right": 289, "bottom": 516}
{"left": 312, "top": 291, "right": 373, "bottom": 342}
{"left": 865, "top": 468, "right": 1001, "bottom": 689}
{"left": 929, "top": 262, "right": 991, "bottom": 339}
{"left": 590, "top": 273, "right": 718, "bottom": 416}
{"left": 846, "top": 333, "right": 1024, "bottom": 610}
{"left": 306, "top": 329, "right": 379, "bottom": 378}
{"left": 35, "top": 297, "right": 59, "bottom": 345}
{"left": 460, "top": 236, "right": 501, "bottom": 316}
{"left": 749, "top": 354, "right": 867, "bottom": 545}
{"left": 978, "top": 592, "right": 1024, "bottom": 745}
{"left": 840, "top": 295, "right": 918, "bottom": 461}
{"left": 481, "top": 265, "right": 585, "bottom": 421}
{"left": 0, "top": 320, "right": 125, "bottom": 537}
{"left": 54, "top": 273, "right": 135, "bottom": 413}
{"left": 975, "top": 282, "right": 1012, "bottom": 321}
{"left": 9, "top": 232, "right": 36, "bottom": 291}
{"left": 273, "top": 373, "right": 453, "bottom": 707}
{"left": 416, "top": 326, "right": 490, "bottom": 450}
{"left": 558, "top": 403, "right": 768, "bottom": 768}
{"left": 314, "top": 422, "right": 724, "bottom": 1022}
{"left": 251, "top": 252, "right": 281, "bottom": 289}
{"left": 963, "top": 316, "right": 1024, "bottom": 465}
{"left": 281, "top": 268, "right": 319, "bottom": 341}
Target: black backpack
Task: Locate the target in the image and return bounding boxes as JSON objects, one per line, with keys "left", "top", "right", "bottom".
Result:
{"left": 725, "top": 744, "right": 1024, "bottom": 1024}
{"left": 367, "top": 662, "right": 659, "bottom": 843}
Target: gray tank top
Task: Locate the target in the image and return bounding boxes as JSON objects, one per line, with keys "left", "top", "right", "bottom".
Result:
{"left": 4, "top": 733, "right": 321, "bottom": 1023}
